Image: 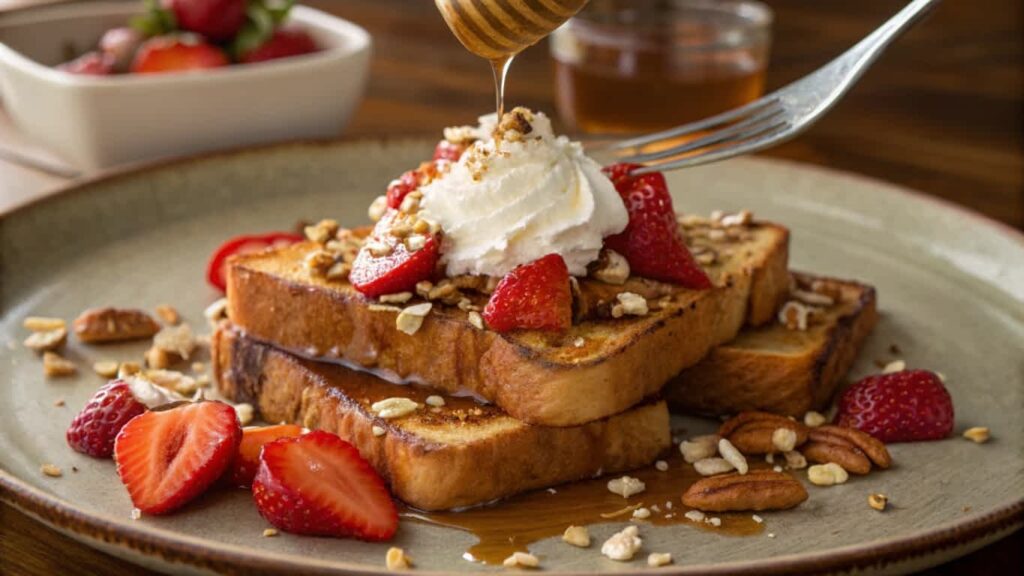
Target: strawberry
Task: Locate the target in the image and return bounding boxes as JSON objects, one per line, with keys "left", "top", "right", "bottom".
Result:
{"left": 252, "top": 430, "right": 398, "bottom": 540}
{"left": 169, "top": 0, "right": 248, "bottom": 42}
{"left": 349, "top": 211, "right": 439, "bottom": 298}
{"left": 240, "top": 28, "right": 319, "bottom": 64}
{"left": 227, "top": 424, "right": 304, "bottom": 488}
{"left": 131, "top": 35, "right": 229, "bottom": 75}
{"left": 99, "top": 27, "right": 144, "bottom": 72}
{"left": 602, "top": 163, "right": 711, "bottom": 289}
{"left": 385, "top": 170, "right": 421, "bottom": 210}
{"left": 835, "top": 369, "right": 955, "bottom": 443}
{"left": 66, "top": 380, "right": 147, "bottom": 458}
{"left": 57, "top": 51, "right": 115, "bottom": 76}
{"left": 482, "top": 254, "right": 572, "bottom": 333}
{"left": 114, "top": 401, "right": 241, "bottom": 515}
{"left": 433, "top": 140, "right": 466, "bottom": 163}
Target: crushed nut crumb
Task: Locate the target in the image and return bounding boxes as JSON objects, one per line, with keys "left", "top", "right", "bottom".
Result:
{"left": 118, "top": 361, "right": 142, "bottom": 378}
{"left": 379, "top": 292, "right": 413, "bottom": 304}
{"left": 680, "top": 435, "right": 719, "bottom": 463}
{"left": 53, "top": 398, "right": 65, "bottom": 407}
{"left": 131, "top": 508, "right": 142, "bottom": 520}
{"left": 655, "top": 460, "right": 669, "bottom": 472}
{"left": 23, "top": 317, "right": 66, "bottom": 332}
{"left": 648, "top": 552, "right": 672, "bottom": 567}
{"left": 573, "top": 337, "right": 585, "bottom": 348}
{"left": 41, "top": 464, "right": 62, "bottom": 477}
{"left": 396, "top": 302, "right": 432, "bottom": 335}
{"left": 304, "top": 219, "right": 339, "bottom": 244}
{"left": 155, "top": 305, "right": 180, "bottom": 325}
{"left": 386, "top": 546, "right": 411, "bottom": 570}
{"left": 368, "top": 196, "right": 388, "bottom": 222}
{"left": 371, "top": 397, "right": 419, "bottom": 419}
{"left": 708, "top": 517, "right": 722, "bottom": 527}
{"left": 803, "top": 411, "right": 827, "bottom": 427}
{"left": 720, "top": 210, "right": 753, "bottom": 227}
{"left": 91, "top": 360, "right": 119, "bottom": 378}
{"left": 24, "top": 328, "right": 67, "bottom": 353}
{"left": 883, "top": 360, "right": 906, "bottom": 374}
{"left": 718, "top": 438, "right": 748, "bottom": 474}
{"left": 263, "top": 528, "right": 279, "bottom": 537}
{"left": 43, "top": 352, "right": 76, "bottom": 377}
{"left": 502, "top": 551, "right": 539, "bottom": 568}
{"left": 153, "top": 324, "right": 197, "bottom": 360}
{"left": 808, "top": 463, "right": 849, "bottom": 486}
{"left": 612, "top": 292, "right": 648, "bottom": 318}
{"left": 868, "top": 493, "right": 888, "bottom": 511}
{"left": 607, "top": 476, "right": 646, "bottom": 498}
{"left": 784, "top": 451, "right": 807, "bottom": 469}
{"left": 963, "top": 427, "right": 990, "bottom": 443}
{"left": 632, "top": 507, "right": 651, "bottom": 520}
{"left": 425, "top": 395, "right": 445, "bottom": 407}
{"left": 468, "top": 311, "right": 484, "bottom": 330}
{"left": 204, "top": 298, "right": 229, "bottom": 326}
{"left": 601, "top": 525, "right": 642, "bottom": 561}
{"left": 778, "top": 301, "right": 811, "bottom": 331}
{"left": 752, "top": 514, "right": 764, "bottom": 523}
{"left": 772, "top": 428, "right": 798, "bottom": 453}
{"left": 693, "top": 457, "right": 735, "bottom": 476}
{"left": 592, "top": 249, "right": 630, "bottom": 285}
{"left": 684, "top": 510, "right": 705, "bottom": 522}
{"left": 562, "top": 525, "right": 590, "bottom": 548}
{"left": 234, "top": 403, "right": 254, "bottom": 426}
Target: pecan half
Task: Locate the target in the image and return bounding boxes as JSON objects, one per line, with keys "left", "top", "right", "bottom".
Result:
{"left": 718, "top": 411, "right": 809, "bottom": 455}
{"left": 801, "top": 425, "right": 892, "bottom": 475}
{"left": 73, "top": 308, "right": 160, "bottom": 343}
{"left": 682, "top": 470, "right": 808, "bottom": 512}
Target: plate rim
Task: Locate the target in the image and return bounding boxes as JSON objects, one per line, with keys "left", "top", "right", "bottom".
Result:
{"left": 2, "top": 138, "right": 1022, "bottom": 574}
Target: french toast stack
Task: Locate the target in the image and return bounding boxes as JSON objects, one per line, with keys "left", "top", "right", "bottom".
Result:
{"left": 213, "top": 157, "right": 877, "bottom": 513}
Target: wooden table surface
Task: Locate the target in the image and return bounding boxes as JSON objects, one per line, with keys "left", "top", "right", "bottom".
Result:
{"left": 1, "top": 0, "right": 1021, "bottom": 574}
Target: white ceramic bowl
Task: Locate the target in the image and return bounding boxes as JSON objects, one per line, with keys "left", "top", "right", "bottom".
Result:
{"left": 0, "top": 2, "right": 371, "bottom": 171}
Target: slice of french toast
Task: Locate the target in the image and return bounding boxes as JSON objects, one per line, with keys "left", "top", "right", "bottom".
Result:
{"left": 665, "top": 273, "right": 878, "bottom": 418}
{"left": 226, "top": 216, "right": 789, "bottom": 427}
{"left": 212, "top": 326, "right": 670, "bottom": 511}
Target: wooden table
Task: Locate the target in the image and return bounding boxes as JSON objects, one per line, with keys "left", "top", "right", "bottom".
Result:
{"left": 1, "top": 0, "right": 1021, "bottom": 574}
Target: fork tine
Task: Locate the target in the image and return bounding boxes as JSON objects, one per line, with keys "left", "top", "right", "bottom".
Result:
{"left": 616, "top": 106, "right": 786, "bottom": 164}
{"left": 634, "top": 122, "right": 792, "bottom": 174}
{"left": 610, "top": 96, "right": 782, "bottom": 152}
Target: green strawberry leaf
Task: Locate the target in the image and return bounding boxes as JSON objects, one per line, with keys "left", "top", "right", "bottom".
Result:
{"left": 230, "top": 3, "right": 276, "bottom": 60}
{"left": 130, "top": 0, "right": 177, "bottom": 37}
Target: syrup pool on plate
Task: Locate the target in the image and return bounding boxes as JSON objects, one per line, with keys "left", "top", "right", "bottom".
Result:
{"left": 403, "top": 449, "right": 766, "bottom": 565}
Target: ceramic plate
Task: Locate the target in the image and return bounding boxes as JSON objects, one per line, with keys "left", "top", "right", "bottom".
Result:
{"left": 1, "top": 140, "right": 1022, "bottom": 575}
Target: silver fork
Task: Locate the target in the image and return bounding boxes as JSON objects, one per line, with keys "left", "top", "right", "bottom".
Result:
{"left": 609, "top": 0, "right": 942, "bottom": 173}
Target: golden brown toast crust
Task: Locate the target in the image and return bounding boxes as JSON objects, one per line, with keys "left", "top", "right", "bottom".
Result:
{"left": 666, "top": 274, "right": 878, "bottom": 417}
{"left": 225, "top": 220, "right": 789, "bottom": 427}
{"left": 212, "top": 326, "right": 670, "bottom": 511}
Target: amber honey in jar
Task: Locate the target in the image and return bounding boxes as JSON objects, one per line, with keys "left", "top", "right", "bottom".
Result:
{"left": 551, "top": 0, "right": 772, "bottom": 135}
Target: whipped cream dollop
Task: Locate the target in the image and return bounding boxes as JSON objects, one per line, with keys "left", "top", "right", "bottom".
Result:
{"left": 419, "top": 109, "right": 627, "bottom": 277}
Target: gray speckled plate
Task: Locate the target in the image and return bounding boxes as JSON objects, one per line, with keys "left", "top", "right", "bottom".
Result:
{"left": 1, "top": 140, "right": 1022, "bottom": 575}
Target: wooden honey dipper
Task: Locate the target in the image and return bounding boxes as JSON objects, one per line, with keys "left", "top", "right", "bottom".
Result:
{"left": 435, "top": 0, "right": 590, "bottom": 60}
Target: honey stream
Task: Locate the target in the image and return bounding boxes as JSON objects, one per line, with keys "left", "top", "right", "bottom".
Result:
{"left": 402, "top": 451, "right": 764, "bottom": 565}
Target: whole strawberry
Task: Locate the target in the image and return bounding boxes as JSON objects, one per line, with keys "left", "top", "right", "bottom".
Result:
{"left": 602, "top": 163, "right": 711, "bottom": 289}
{"left": 835, "top": 369, "right": 954, "bottom": 443}
{"left": 66, "top": 379, "right": 147, "bottom": 458}
{"left": 240, "top": 28, "right": 319, "bottom": 63}
{"left": 169, "top": 0, "right": 248, "bottom": 42}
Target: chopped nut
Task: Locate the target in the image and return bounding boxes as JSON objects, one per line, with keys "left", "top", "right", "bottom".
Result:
{"left": 648, "top": 552, "right": 672, "bottom": 567}
{"left": 792, "top": 289, "right": 835, "bottom": 307}
{"left": 263, "top": 528, "right": 278, "bottom": 537}
{"left": 684, "top": 510, "right": 706, "bottom": 522}
{"left": 425, "top": 395, "right": 445, "bottom": 407}
{"left": 304, "top": 249, "right": 336, "bottom": 277}
{"left": 399, "top": 192, "right": 421, "bottom": 214}
{"left": 592, "top": 250, "right": 630, "bottom": 285}
{"left": 234, "top": 403, "right": 254, "bottom": 426}
{"left": 963, "top": 427, "right": 991, "bottom": 444}
{"left": 74, "top": 307, "right": 160, "bottom": 343}
{"left": 405, "top": 234, "right": 427, "bottom": 252}
{"left": 765, "top": 453, "right": 775, "bottom": 464}
{"left": 773, "top": 465, "right": 784, "bottom": 473}
{"left": 23, "top": 328, "right": 67, "bottom": 352}
{"left": 882, "top": 359, "right": 906, "bottom": 374}
{"left": 365, "top": 240, "right": 393, "bottom": 258}
{"left": 24, "top": 317, "right": 66, "bottom": 332}
{"left": 371, "top": 397, "right": 419, "bottom": 419}
{"left": 415, "top": 281, "right": 434, "bottom": 299}
{"left": 325, "top": 262, "right": 351, "bottom": 281}
{"left": 601, "top": 525, "right": 642, "bottom": 561}
{"left": 783, "top": 451, "right": 808, "bottom": 469}
{"left": 396, "top": 302, "right": 432, "bottom": 335}
{"left": 632, "top": 507, "right": 651, "bottom": 520}
{"left": 191, "top": 362, "right": 205, "bottom": 373}
{"left": 41, "top": 464, "right": 62, "bottom": 477}
{"left": 718, "top": 438, "right": 748, "bottom": 474}
{"left": 502, "top": 551, "right": 539, "bottom": 568}
{"left": 368, "top": 304, "right": 402, "bottom": 313}
{"left": 693, "top": 457, "right": 735, "bottom": 476}
{"left": 752, "top": 514, "right": 764, "bottom": 523}
{"left": 145, "top": 346, "right": 174, "bottom": 369}
{"left": 386, "top": 547, "right": 411, "bottom": 570}
{"left": 304, "top": 219, "right": 339, "bottom": 244}
{"left": 368, "top": 195, "right": 388, "bottom": 222}
{"left": 43, "top": 352, "right": 76, "bottom": 377}
{"left": 655, "top": 460, "right": 669, "bottom": 472}
{"left": 153, "top": 324, "right": 196, "bottom": 360}
{"left": 720, "top": 210, "right": 753, "bottom": 227}
{"left": 155, "top": 305, "right": 180, "bottom": 326}
{"left": 426, "top": 281, "right": 458, "bottom": 301}
{"left": 778, "top": 301, "right": 811, "bottom": 331}
{"left": 803, "top": 411, "right": 827, "bottom": 427}
{"left": 562, "top": 525, "right": 590, "bottom": 547}
{"left": 573, "top": 337, "right": 585, "bottom": 348}
{"left": 118, "top": 361, "right": 141, "bottom": 378}
{"left": 388, "top": 221, "right": 413, "bottom": 239}
{"left": 131, "top": 508, "right": 142, "bottom": 520}
{"left": 868, "top": 493, "right": 888, "bottom": 511}
{"left": 807, "top": 463, "right": 849, "bottom": 486}
{"left": 204, "top": 298, "right": 229, "bottom": 326}
{"left": 680, "top": 435, "right": 719, "bottom": 463}
{"left": 379, "top": 292, "right": 413, "bottom": 304}
{"left": 612, "top": 292, "right": 648, "bottom": 318}
{"left": 145, "top": 369, "right": 198, "bottom": 395}
{"left": 607, "top": 475, "right": 646, "bottom": 498}
{"left": 600, "top": 504, "right": 642, "bottom": 519}
{"left": 468, "top": 311, "right": 484, "bottom": 330}
{"left": 772, "top": 428, "right": 798, "bottom": 453}
{"left": 371, "top": 425, "right": 386, "bottom": 437}
{"left": 53, "top": 398, "right": 65, "bottom": 407}
{"left": 708, "top": 517, "right": 722, "bottom": 527}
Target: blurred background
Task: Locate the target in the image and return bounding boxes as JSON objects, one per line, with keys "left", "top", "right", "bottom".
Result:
{"left": 0, "top": 1, "right": 1021, "bottom": 574}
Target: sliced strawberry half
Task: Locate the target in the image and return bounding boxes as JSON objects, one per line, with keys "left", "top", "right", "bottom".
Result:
{"left": 114, "top": 401, "right": 241, "bottom": 515}
{"left": 482, "top": 254, "right": 572, "bottom": 333}
{"left": 385, "top": 169, "right": 421, "bottom": 210}
{"left": 349, "top": 211, "right": 439, "bottom": 298}
{"left": 227, "top": 424, "right": 305, "bottom": 488}
{"left": 206, "top": 232, "right": 304, "bottom": 292}
{"left": 433, "top": 140, "right": 467, "bottom": 163}
{"left": 67, "top": 379, "right": 147, "bottom": 458}
{"left": 835, "top": 369, "right": 954, "bottom": 443}
{"left": 252, "top": 430, "right": 398, "bottom": 540}
{"left": 131, "top": 35, "right": 229, "bottom": 75}
{"left": 602, "top": 163, "right": 711, "bottom": 289}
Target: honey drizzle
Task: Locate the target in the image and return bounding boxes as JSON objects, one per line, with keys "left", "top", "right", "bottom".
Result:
{"left": 402, "top": 451, "right": 765, "bottom": 565}
{"left": 490, "top": 56, "right": 513, "bottom": 119}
